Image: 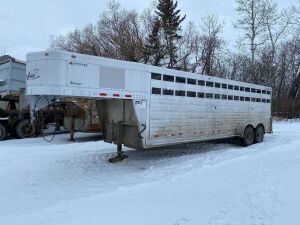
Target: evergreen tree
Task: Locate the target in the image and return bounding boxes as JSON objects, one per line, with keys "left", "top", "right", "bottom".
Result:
{"left": 156, "top": 0, "right": 186, "bottom": 68}
{"left": 145, "top": 18, "right": 165, "bottom": 66}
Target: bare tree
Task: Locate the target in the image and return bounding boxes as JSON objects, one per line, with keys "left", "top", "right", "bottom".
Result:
{"left": 199, "top": 14, "right": 225, "bottom": 76}
{"left": 294, "top": 3, "right": 300, "bottom": 41}
{"left": 263, "top": 1, "right": 295, "bottom": 83}
{"left": 51, "top": 0, "right": 145, "bottom": 62}
{"left": 177, "top": 22, "right": 200, "bottom": 72}
{"left": 287, "top": 39, "right": 300, "bottom": 99}
{"left": 235, "top": 0, "right": 268, "bottom": 66}
{"left": 50, "top": 24, "right": 100, "bottom": 56}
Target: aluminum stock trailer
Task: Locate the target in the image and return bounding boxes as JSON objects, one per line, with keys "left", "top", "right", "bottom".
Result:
{"left": 26, "top": 51, "right": 272, "bottom": 162}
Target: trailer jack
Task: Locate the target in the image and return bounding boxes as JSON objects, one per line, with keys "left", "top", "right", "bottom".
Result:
{"left": 108, "top": 144, "right": 128, "bottom": 163}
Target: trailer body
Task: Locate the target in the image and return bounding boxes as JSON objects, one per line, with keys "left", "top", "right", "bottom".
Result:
{"left": 0, "top": 56, "right": 26, "bottom": 101}
{"left": 26, "top": 51, "right": 272, "bottom": 150}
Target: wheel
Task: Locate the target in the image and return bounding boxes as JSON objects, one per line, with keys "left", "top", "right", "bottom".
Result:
{"left": 254, "top": 125, "right": 264, "bottom": 143}
{"left": 0, "top": 123, "right": 8, "bottom": 141}
{"left": 7, "top": 122, "right": 17, "bottom": 137}
{"left": 242, "top": 126, "right": 255, "bottom": 147}
{"left": 8, "top": 128, "right": 17, "bottom": 137}
{"left": 15, "top": 120, "right": 36, "bottom": 139}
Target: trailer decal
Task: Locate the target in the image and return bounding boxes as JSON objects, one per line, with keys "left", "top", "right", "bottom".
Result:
{"left": 26, "top": 69, "right": 40, "bottom": 80}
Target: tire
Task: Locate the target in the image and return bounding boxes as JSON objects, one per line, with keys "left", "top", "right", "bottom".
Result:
{"left": 8, "top": 128, "right": 17, "bottom": 138}
{"left": 243, "top": 126, "right": 255, "bottom": 147}
{"left": 7, "top": 123, "right": 17, "bottom": 137}
{"left": 15, "top": 120, "right": 36, "bottom": 139}
{"left": 0, "top": 123, "right": 8, "bottom": 141}
{"left": 254, "top": 125, "right": 264, "bottom": 143}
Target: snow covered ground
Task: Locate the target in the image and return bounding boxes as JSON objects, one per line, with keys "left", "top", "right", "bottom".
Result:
{"left": 1, "top": 121, "right": 300, "bottom": 225}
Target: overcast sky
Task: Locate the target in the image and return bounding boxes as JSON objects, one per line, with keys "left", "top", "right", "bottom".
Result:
{"left": 0, "top": 0, "right": 298, "bottom": 60}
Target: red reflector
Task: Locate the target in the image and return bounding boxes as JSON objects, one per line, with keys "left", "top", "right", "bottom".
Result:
{"left": 125, "top": 95, "right": 132, "bottom": 98}
{"left": 99, "top": 93, "right": 107, "bottom": 96}
{"left": 113, "top": 94, "right": 120, "bottom": 97}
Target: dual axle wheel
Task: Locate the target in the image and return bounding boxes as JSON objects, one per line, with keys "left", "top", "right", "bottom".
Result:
{"left": 243, "top": 125, "right": 264, "bottom": 147}
{"left": 0, "top": 119, "right": 36, "bottom": 141}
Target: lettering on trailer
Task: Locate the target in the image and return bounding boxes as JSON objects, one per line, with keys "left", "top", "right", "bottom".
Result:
{"left": 135, "top": 100, "right": 146, "bottom": 108}
{"left": 70, "top": 81, "right": 83, "bottom": 86}
{"left": 69, "top": 61, "right": 88, "bottom": 67}
{"left": 26, "top": 69, "right": 40, "bottom": 80}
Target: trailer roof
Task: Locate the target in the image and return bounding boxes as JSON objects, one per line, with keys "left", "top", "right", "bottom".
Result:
{"left": 27, "top": 51, "right": 271, "bottom": 90}
{"left": 0, "top": 55, "right": 25, "bottom": 65}
{"left": 0, "top": 55, "right": 12, "bottom": 63}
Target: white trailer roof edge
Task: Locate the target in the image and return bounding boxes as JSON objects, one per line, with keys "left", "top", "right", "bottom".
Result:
{"left": 26, "top": 50, "right": 271, "bottom": 91}
{"left": 26, "top": 51, "right": 149, "bottom": 72}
